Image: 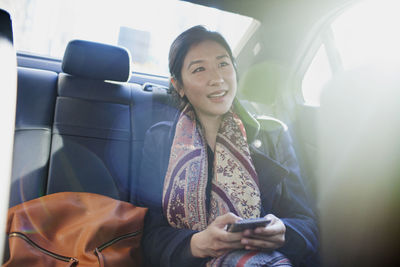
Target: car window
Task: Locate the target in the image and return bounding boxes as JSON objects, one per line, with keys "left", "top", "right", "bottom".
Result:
{"left": 302, "top": 43, "right": 332, "bottom": 106}
{"left": 332, "top": 0, "right": 400, "bottom": 71}
{"left": 301, "top": 0, "right": 400, "bottom": 106}
{"left": 1, "top": 0, "right": 256, "bottom": 77}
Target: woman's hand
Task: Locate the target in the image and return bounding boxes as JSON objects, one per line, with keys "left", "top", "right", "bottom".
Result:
{"left": 241, "top": 214, "right": 286, "bottom": 250}
{"left": 190, "top": 212, "right": 245, "bottom": 258}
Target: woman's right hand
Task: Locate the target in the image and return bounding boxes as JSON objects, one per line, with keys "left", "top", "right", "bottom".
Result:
{"left": 190, "top": 212, "right": 245, "bottom": 258}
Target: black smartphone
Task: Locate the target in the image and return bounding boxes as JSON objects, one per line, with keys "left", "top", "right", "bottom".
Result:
{"left": 226, "top": 217, "right": 271, "bottom": 232}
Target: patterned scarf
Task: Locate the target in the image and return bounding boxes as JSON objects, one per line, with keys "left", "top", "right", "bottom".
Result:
{"left": 162, "top": 104, "right": 261, "bottom": 231}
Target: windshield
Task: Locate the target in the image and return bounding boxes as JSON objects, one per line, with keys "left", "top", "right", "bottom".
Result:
{"left": 1, "top": 0, "right": 256, "bottom": 76}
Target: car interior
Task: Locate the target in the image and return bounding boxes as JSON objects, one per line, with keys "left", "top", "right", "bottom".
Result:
{"left": 1, "top": 0, "right": 399, "bottom": 265}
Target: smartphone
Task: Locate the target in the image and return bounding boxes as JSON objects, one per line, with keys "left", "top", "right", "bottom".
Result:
{"left": 226, "top": 217, "right": 271, "bottom": 232}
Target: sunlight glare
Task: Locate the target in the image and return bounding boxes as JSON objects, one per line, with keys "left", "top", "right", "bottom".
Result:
{"left": 332, "top": 0, "right": 400, "bottom": 70}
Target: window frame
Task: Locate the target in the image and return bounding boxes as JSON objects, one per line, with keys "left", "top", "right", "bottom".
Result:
{"left": 290, "top": 1, "right": 358, "bottom": 106}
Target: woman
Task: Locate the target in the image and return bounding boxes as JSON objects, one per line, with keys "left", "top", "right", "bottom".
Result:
{"left": 137, "top": 25, "right": 318, "bottom": 266}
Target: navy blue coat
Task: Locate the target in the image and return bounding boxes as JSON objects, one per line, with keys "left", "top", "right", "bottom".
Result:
{"left": 136, "top": 112, "right": 319, "bottom": 267}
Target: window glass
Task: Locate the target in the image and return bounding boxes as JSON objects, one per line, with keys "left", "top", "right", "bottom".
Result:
{"left": 302, "top": 44, "right": 332, "bottom": 106}
{"left": 332, "top": 0, "right": 400, "bottom": 71}
{"left": 301, "top": 0, "right": 400, "bottom": 106}
{"left": 1, "top": 0, "right": 255, "bottom": 76}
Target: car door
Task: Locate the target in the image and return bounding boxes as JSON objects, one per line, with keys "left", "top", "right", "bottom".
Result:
{"left": 0, "top": 8, "right": 17, "bottom": 260}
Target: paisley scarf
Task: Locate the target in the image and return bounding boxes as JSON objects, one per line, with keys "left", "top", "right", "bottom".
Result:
{"left": 162, "top": 104, "right": 261, "bottom": 231}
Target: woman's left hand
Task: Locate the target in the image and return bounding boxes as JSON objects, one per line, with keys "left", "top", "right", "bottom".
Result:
{"left": 241, "top": 214, "right": 286, "bottom": 250}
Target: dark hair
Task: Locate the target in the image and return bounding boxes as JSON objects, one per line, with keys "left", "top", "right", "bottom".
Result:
{"left": 168, "top": 25, "right": 237, "bottom": 109}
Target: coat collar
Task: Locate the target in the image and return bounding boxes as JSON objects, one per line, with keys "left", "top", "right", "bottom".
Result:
{"left": 233, "top": 98, "right": 260, "bottom": 144}
{"left": 249, "top": 144, "right": 289, "bottom": 213}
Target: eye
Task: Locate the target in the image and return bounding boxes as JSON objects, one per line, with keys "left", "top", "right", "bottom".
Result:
{"left": 219, "top": 61, "right": 230, "bottom": 68}
{"left": 192, "top": 66, "right": 205, "bottom": 73}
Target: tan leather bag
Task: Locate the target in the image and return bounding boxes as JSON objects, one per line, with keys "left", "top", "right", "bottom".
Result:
{"left": 3, "top": 192, "right": 147, "bottom": 267}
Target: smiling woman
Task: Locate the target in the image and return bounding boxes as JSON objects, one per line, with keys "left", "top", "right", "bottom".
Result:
{"left": 136, "top": 25, "right": 318, "bottom": 267}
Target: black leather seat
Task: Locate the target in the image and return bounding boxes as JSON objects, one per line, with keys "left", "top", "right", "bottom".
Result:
{"left": 10, "top": 67, "right": 58, "bottom": 207}
{"left": 11, "top": 39, "right": 175, "bottom": 206}
{"left": 46, "top": 40, "right": 139, "bottom": 201}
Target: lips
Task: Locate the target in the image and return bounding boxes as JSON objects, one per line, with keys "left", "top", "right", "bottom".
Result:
{"left": 207, "top": 90, "right": 227, "bottom": 98}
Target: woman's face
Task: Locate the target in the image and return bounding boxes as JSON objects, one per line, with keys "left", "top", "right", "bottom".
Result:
{"left": 177, "top": 40, "right": 237, "bottom": 120}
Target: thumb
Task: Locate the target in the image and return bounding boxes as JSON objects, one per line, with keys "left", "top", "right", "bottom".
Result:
{"left": 214, "top": 212, "right": 242, "bottom": 226}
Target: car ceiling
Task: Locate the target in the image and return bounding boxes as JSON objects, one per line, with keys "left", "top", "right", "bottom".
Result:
{"left": 181, "top": 0, "right": 272, "bottom": 21}
{"left": 181, "top": 0, "right": 356, "bottom": 22}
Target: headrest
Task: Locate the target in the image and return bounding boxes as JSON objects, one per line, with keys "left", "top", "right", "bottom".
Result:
{"left": 238, "top": 62, "right": 287, "bottom": 105}
{"left": 62, "top": 40, "right": 131, "bottom": 82}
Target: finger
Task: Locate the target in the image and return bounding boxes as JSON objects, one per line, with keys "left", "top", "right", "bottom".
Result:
{"left": 255, "top": 226, "right": 285, "bottom": 236}
{"left": 264, "top": 214, "right": 278, "bottom": 222}
{"left": 219, "top": 231, "right": 243, "bottom": 243}
{"left": 244, "top": 234, "right": 285, "bottom": 243}
{"left": 215, "top": 240, "right": 245, "bottom": 251}
{"left": 242, "top": 229, "right": 253, "bottom": 236}
{"left": 255, "top": 220, "right": 285, "bottom": 236}
{"left": 241, "top": 237, "right": 283, "bottom": 250}
{"left": 214, "top": 212, "right": 242, "bottom": 226}
{"left": 243, "top": 226, "right": 284, "bottom": 238}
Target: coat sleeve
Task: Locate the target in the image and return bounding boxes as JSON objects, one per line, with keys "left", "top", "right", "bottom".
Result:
{"left": 137, "top": 122, "right": 208, "bottom": 267}
{"left": 257, "top": 126, "right": 319, "bottom": 266}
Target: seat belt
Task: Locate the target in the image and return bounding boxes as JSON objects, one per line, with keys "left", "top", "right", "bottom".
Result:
{"left": 145, "top": 83, "right": 170, "bottom": 126}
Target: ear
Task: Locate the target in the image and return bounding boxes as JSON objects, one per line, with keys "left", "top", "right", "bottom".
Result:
{"left": 171, "top": 77, "right": 185, "bottom": 98}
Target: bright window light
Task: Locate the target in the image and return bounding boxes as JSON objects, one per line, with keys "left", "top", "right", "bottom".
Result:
{"left": 302, "top": 0, "right": 400, "bottom": 106}
{"left": 0, "top": 0, "right": 255, "bottom": 76}
{"left": 302, "top": 44, "right": 332, "bottom": 106}
{"left": 332, "top": 0, "right": 400, "bottom": 70}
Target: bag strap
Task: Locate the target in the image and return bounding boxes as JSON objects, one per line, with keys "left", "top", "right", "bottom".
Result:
{"left": 95, "top": 248, "right": 105, "bottom": 267}
{"left": 67, "top": 258, "right": 79, "bottom": 267}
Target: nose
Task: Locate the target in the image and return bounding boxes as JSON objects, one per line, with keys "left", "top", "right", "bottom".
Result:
{"left": 208, "top": 68, "right": 224, "bottom": 86}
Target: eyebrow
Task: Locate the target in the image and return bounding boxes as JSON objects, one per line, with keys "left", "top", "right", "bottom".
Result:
{"left": 216, "top": 54, "right": 229, "bottom": 60}
{"left": 187, "top": 54, "right": 230, "bottom": 70}
{"left": 187, "top": 60, "right": 204, "bottom": 70}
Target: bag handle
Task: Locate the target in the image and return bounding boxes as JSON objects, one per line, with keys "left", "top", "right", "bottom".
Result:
{"left": 67, "top": 258, "right": 79, "bottom": 267}
{"left": 95, "top": 248, "right": 105, "bottom": 267}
